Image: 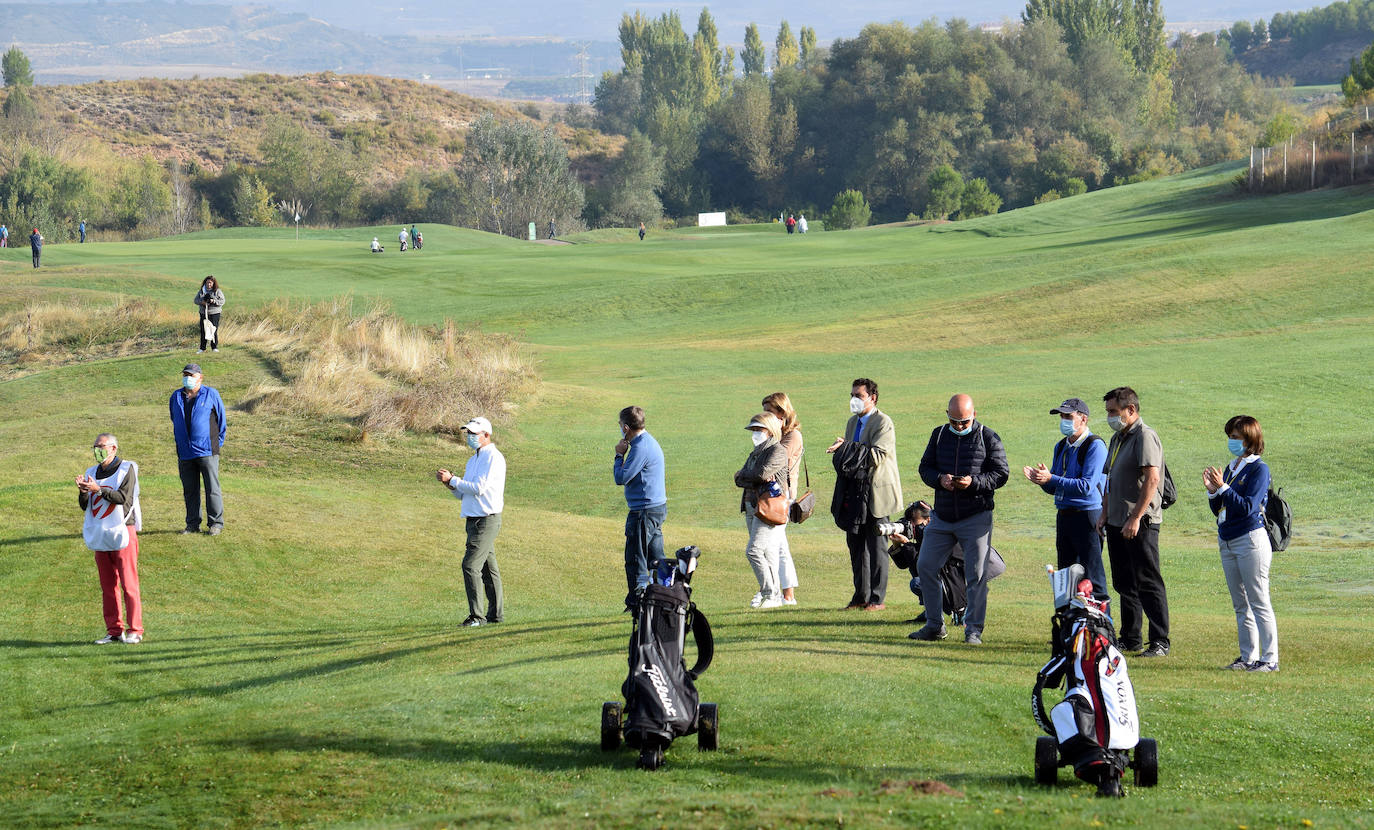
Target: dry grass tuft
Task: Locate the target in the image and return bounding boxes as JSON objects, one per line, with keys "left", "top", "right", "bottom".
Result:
{"left": 0, "top": 297, "right": 186, "bottom": 373}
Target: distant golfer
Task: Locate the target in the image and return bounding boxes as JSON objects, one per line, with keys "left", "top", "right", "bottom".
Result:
{"left": 79, "top": 220, "right": 86, "bottom": 243}
{"left": 399, "top": 227, "right": 409, "bottom": 251}
{"left": 29, "top": 227, "right": 42, "bottom": 268}
{"left": 437, "top": 417, "right": 506, "bottom": 627}
{"left": 638, "top": 222, "right": 646, "bottom": 241}
{"left": 78, "top": 433, "right": 144, "bottom": 644}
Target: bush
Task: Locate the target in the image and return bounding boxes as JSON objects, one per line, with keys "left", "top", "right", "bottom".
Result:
{"left": 825, "top": 189, "right": 871, "bottom": 230}
{"left": 956, "top": 178, "right": 1002, "bottom": 219}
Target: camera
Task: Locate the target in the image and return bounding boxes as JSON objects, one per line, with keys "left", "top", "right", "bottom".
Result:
{"left": 876, "top": 520, "right": 907, "bottom": 537}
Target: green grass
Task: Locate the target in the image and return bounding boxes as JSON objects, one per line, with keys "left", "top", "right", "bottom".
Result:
{"left": 2, "top": 162, "right": 1374, "bottom": 827}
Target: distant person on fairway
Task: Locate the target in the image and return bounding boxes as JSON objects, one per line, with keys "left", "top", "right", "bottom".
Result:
{"left": 1205, "top": 414, "right": 1278, "bottom": 672}
{"left": 763, "top": 392, "right": 804, "bottom": 605}
{"left": 29, "top": 227, "right": 42, "bottom": 268}
{"left": 798, "top": 214, "right": 808, "bottom": 234}
{"left": 410, "top": 224, "right": 419, "bottom": 250}
{"left": 638, "top": 222, "right": 646, "bottom": 241}
{"left": 414, "top": 231, "right": 422, "bottom": 250}
{"left": 371, "top": 237, "right": 383, "bottom": 253}
{"left": 398, "top": 227, "right": 409, "bottom": 251}
{"left": 911, "top": 394, "right": 1009, "bottom": 645}
{"left": 78, "top": 432, "right": 144, "bottom": 644}
{"left": 194, "top": 275, "right": 224, "bottom": 353}
{"left": 1023, "top": 397, "right": 1109, "bottom": 600}
{"left": 548, "top": 220, "right": 557, "bottom": 239}
{"left": 613, "top": 405, "right": 666, "bottom": 612}
{"left": 437, "top": 416, "right": 507, "bottom": 628}
{"left": 828, "top": 377, "right": 901, "bottom": 612}
{"left": 735, "top": 411, "right": 788, "bottom": 609}
{"left": 170, "top": 363, "right": 226, "bottom": 535}
{"left": 1, "top": 223, "right": 9, "bottom": 247}
{"left": 79, "top": 220, "right": 86, "bottom": 243}
{"left": 785, "top": 214, "right": 796, "bottom": 234}
{"left": 1097, "top": 386, "right": 1170, "bottom": 657}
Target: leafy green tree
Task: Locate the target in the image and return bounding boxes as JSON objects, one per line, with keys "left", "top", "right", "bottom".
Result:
{"left": 1342, "top": 39, "right": 1374, "bottom": 103}
{"left": 1228, "top": 20, "right": 1253, "bottom": 53}
{"left": 691, "top": 9, "right": 733, "bottom": 108}
{"left": 1253, "top": 18, "right": 1268, "bottom": 45}
{"left": 775, "top": 21, "right": 799, "bottom": 70}
{"left": 232, "top": 174, "right": 276, "bottom": 227}
{"left": 742, "top": 24, "right": 767, "bottom": 76}
{"left": 923, "top": 164, "right": 964, "bottom": 219}
{"left": 0, "top": 151, "right": 92, "bottom": 238}
{"left": 258, "top": 117, "right": 361, "bottom": 223}
{"left": 2, "top": 85, "right": 36, "bottom": 120}
{"left": 799, "top": 26, "right": 819, "bottom": 70}
{"left": 455, "top": 113, "right": 585, "bottom": 238}
{"left": 586, "top": 129, "right": 664, "bottom": 227}
{"left": 957, "top": 177, "right": 1002, "bottom": 218}
{"left": 109, "top": 157, "right": 172, "bottom": 234}
{"left": 1023, "top": 0, "right": 1164, "bottom": 72}
{"left": 825, "top": 189, "right": 871, "bottom": 229}
{"left": 2, "top": 47, "right": 33, "bottom": 87}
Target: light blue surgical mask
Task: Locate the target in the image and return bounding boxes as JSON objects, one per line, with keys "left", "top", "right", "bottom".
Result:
{"left": 1107, "top": 415, "right": 1123, "bottom": 432}
{"left": 949, "top": 423, "right": 973, "bottom": 437}
{"left": 1227, "top": 438, "right": 1246, "bottom": 457}
{"left": 182, "top": 376, "right": 198, "bottom": 391}
{"left": 1059, "top": 418, "right": 1075, "bottom": 437}
{"left": 465, "top": 434, "right": 481, "bottom": 450}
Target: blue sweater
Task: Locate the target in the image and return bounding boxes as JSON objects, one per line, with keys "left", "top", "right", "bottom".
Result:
{"left": 1209, "top": 457, "right": 1270, "bottom": 542}
{"left": 613, "top": 431, "right": 666, "bottom": 509}
{"left": 169, "top": 386, "right": 227, "bottom": 460}
{"left": 1041, "top": 433, "right": 1107, "bottom": 511}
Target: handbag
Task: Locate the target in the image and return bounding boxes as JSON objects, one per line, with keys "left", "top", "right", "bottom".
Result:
{"left": 789, "top": 457, "right": 815, "bottom": 524}
{"left": 755, "top": 482, "right": 789, "bottom": 526}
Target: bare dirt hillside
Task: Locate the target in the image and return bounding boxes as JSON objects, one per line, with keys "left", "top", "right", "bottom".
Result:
{"left": 1238, "top": 37, "right": 1368, "bottom": 86}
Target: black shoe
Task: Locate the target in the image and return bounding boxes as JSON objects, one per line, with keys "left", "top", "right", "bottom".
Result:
{"left": 1119, "top": 641, "right": 1143, "bottom": 654}
{"left": 909, "top": 624, "right": 947, "bottom": 641}
{"left": 178, "top": 527, "right": 199, "bottom": 535}
{"left": 461, "top": 616, "right": 486, "bottom": 627}
{"left": 1138, "top": 643, "right": 1170, "bottom": 658}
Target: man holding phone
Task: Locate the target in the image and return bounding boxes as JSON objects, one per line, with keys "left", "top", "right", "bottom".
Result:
{"left": 437, "top": 416, "right": 506, "bottom": 628}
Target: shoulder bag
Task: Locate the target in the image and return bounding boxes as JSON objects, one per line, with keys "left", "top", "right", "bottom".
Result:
{"left": 789, "top": 457, "right": 815, "bottom": 524}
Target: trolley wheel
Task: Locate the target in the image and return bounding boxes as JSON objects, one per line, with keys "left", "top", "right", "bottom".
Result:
{"left": 600, "top": 701, "right": 622, "bottom": 751}
{"left": 1134, "top": 738, "right": 1158, "bottom": 787}
{"left": 697, "top": 702, "right": 719, "bottom": 751}
{"left": 1034, "top": 736, "right": 1059, "bottom": 785}
{"left": 637, "top": 746, "right": 664, "bottom": 771}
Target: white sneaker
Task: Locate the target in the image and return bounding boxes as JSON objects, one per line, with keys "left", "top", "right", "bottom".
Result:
{"left": 783, "top": 597, "right": 798, "bottom": 606}
{"left": 749, "top": 592, "right": 764, "bottom": 608}
{"left": 94, "top": 633, "right": 120, "bottom": 644}
{"left": 212, "top": 348, "right": 219, "bottom": 352}
{"left": 197, "top": 349, "right": 205, "bottom": 353}
{"left": 120, "top": 632, "right": 143, "bottom": 644}
{"left": 760, "top": 596, "right": 784, "bottom": 609}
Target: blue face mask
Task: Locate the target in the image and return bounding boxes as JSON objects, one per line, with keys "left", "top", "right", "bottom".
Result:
{"left": 1227, "top": 438, "right": 1246, "bottom": 457}
{"left": 1059, "top": 418, "right": 1075, "bottom": 437}
{"left": 466, "top": 434, "right": 481, "bottom": 450}
{"left": 949, "top": 423, "right": 973, "bottom": 437}
{"left": 182, "top": 376, "right": 198, "bottom": 391}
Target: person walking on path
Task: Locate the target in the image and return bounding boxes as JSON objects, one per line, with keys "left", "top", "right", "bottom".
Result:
{"left": 437, "top": 416, "right": 507, "bottom": 628}
{"left": 785, "top": 214, "right": 796, "bottom": 234}
{"left": 29, "top": 227, "right": 42, "bottom": 268}
{"left": 798, "top": 214, "right": 808, "bottom": 234}
{"left": 735, "top": 412, "right": 789, "bottom": 609}
{"left": 77, "top": 433, "right": 144, "bottom": 644}
{"left": 79, "top": 220, "right": 86, "bottom": 243}
{"left": 398, "top": 227, "right": 409, "bottom": 251}
{"left": 828, "top": 378, "right": 901, "bottom": 611}
{"left": 1023, "top": 397, "right": 1109, "bottom": 600}
{"left": 170, "top": 363, "right": 227, "bottom": 535}
{"left": 638, "top": 222, "right": 646, "bottom": 241}
{"left": 613, "top": 405, "right": 667, "bottom": 612}
{"left": 1096, "top": 386, "right": 1171, "bottom": 657}
{"left": 1, "top": 224, "right": 9, "bottom": 248}
{"left": 763, "top": 392, "right": 803, "bottom": 605}
{"left": 911, "top": 394, "right": 1009, "bottom": 645}
{"left": 194, "top": 276, "right": 225, "bottom": 353}
{"left": 1205, "top": 415, "right": 1279, "bottom": 672}
{"left": 410, "top": 224, "right": 419, "bottom": 250}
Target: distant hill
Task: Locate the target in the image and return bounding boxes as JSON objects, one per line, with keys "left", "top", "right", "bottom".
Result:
{"left": 1237, "top": 35, "right": 1369, "bottom": 85}
{"left": 25, "top": 73, "right": 618, "bottom": 182}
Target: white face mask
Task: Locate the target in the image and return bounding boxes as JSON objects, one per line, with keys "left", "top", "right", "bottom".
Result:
{"left": 751, "top": 430, "right": 768, "bottom": 447}
{"left": 849, "top": 396, "right": 865, "bottom": 414}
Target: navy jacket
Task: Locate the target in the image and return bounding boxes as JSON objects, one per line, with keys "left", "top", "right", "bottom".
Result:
{"left": 1209, "top": 457, "right": 1270, "bottom": 542}
{"left": 918, "top": 422, "right": 1009, "bottom": 522}
{"left": 169, "top": 386, "right": 226, "bottom": 460}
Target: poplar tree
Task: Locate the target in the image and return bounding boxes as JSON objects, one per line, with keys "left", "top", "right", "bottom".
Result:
{"left": 775, "top": 21, "right": 799, "bottom": 70}
{"left": 742, "top": 23, "right": 767, "bottom": 76}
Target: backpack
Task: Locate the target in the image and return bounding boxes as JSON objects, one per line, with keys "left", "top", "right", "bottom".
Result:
{"left": 1264, "top": 486, "right": 1292, "bottom": 552}
{"left": 1159, "top": 463, "right": 1177, "bottom": 510}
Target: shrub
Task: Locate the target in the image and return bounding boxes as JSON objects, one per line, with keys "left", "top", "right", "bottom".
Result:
{"left": 825, "top": 189, "right": 871, "bottom": 230}
{"left": 956, "top": 178, "right": 1002, "bottom": 219}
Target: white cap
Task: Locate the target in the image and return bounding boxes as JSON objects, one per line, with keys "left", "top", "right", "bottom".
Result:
{"left": 462, "top": 416, "right": 493, "bottom": 435}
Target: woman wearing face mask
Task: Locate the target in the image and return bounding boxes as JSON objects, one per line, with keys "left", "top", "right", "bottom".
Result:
{"left": 734, "top": 412, "right": 788, "bottom": 609}
{"left": 762, "top": 392, "right": 803, "bottom": 605}
{"left": 1203, "top": 415, "right": 1278, "bottom": 672}
{"left": 194, "top": 276, "right": 225, "bottom": 353}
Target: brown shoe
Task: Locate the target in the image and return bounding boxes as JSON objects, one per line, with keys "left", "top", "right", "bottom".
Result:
{"left": 863, "top": 603, "right": 886, "bottom": 611}
{"left": 841, "top": 603, "right": 864, "bottom": 610}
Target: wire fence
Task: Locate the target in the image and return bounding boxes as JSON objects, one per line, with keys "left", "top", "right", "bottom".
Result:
{"left": 1244, "top": 106, "right": 1374, "bottom": 193}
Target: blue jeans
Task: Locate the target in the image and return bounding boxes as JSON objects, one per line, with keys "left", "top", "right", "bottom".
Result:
{"left": 624, "top": 504, "right": 666, "bottom": 604}
{"left": 1056, "top": 507, "right": 1109, "bottom": 600}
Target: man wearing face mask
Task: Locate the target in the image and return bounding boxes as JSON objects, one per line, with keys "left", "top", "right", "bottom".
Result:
{"left": 828, "top": 378, "right": 901, "bottom": 611}
{"left": 169, "top": 363, "right": 227, "bottom": 535}
{"left": 614, "top": 405, "right": 667, "bottom": 612}
{"left": 911, "top": 394, "right": 1009, "bottom": 644}
{"left": 1023, "top": 398, "right": 1109, "bottom": 601}
{"left": 437, "top": 417, "right": 506, "bottom": 627}
{"left": 77, "top": 433, "right": 144, "bottom": 644}
{"left": 1096, "top": 386, "right": 1170, "bottom": 657}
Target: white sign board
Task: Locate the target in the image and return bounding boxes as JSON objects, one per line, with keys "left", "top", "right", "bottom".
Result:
{"left": 697, "top": 211, "right": 727, "bottom": 227}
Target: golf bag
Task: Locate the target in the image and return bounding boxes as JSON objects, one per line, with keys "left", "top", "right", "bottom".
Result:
{"left": 606, "top": 546, "right": 717, "bottom": 769}
{"left": 1032, "top": 564, "right": 1146, "bottom": 796}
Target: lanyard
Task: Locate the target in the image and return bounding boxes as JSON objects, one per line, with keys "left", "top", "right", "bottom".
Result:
{"left": 1223, "top": 460, "right": 1246, "bottom": 487}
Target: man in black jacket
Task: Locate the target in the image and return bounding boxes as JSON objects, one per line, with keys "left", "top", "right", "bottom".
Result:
{"left": 910, "top": 394, "right": 1009, "bottom": 645}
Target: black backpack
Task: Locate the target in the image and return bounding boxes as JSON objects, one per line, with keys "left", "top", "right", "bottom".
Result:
{"left": 1159, "top": 463, "right": 1177, "bottom": 510}
{"left": 1265, "top": 486, "right": 1292, "bottom": 552}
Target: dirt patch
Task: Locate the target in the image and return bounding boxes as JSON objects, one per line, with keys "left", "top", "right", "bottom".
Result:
{"left": 877, "top": 780, "right": 964, "bottom": 797}
{"left": 817, "top": 788, "right": 854, "bottom": 798}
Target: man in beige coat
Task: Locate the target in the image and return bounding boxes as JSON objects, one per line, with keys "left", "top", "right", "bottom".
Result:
{"left": 828, "top": 377, "right": 902, "bottom": 610}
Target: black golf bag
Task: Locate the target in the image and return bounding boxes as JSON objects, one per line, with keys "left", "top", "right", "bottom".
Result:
{"left": 1032, "top": 564, "right": 1157, "bottom": 796}
{"left": 602, "top": 546, "right": 718, "bottom": 770}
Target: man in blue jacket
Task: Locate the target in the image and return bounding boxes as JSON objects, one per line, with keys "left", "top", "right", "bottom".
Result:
{"left": 911, "top": 394, "right": 1009, "bottom": 645}
{"left": 1023, "top": 397, "right": 1109, "bottom": 600}
{"left": 613, "top": 405, "right": 666, "bottom": 612}
{"left": 169, "top": 363, "right": 227, "bottom": 535}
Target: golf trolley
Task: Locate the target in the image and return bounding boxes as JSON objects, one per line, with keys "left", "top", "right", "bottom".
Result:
{"left": 1031, "top": 564, "right": 1160, "bottom": 796}
{"left": 601, "top": 545, "right": 718, "bottom": 770}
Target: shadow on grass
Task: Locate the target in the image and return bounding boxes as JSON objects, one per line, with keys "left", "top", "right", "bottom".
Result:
{"left": 0, "top": 533, "right": 81, "bottom": 547}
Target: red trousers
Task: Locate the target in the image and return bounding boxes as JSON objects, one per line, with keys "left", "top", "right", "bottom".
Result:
{"left": 94, "top": 530, "right": 142, "bottom": 636}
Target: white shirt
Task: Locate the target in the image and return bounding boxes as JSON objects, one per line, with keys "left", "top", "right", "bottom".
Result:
{"left": 449, "top": 443, "right": 506, "bottom": 517}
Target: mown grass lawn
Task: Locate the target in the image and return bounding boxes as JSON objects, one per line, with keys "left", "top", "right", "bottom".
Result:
{"left": 1, "top": 162, "right": 1372, "bottom": 828}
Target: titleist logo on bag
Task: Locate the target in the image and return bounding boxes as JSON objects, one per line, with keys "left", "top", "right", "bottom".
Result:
{"left": 643, "top": 663, "right": 677, "bottom": 718}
